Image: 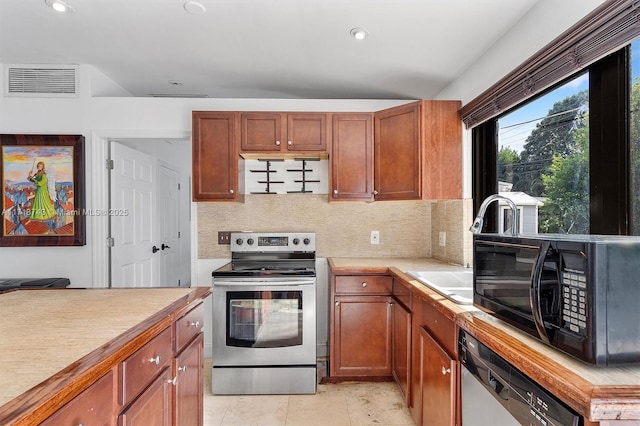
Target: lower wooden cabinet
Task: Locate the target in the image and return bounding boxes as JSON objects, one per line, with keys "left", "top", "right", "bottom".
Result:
{"left": 40, "top": 369, "right": 116, "bottom": 426}
{"left": 119, "top": 367, "right": 173, "bottom": 426}
{"left": 392, "top": 300, "right": 411, "bottom": 403}
{"left": 331, "top": 295, "right": 392, "bottom": 377}
{"left": 420, "top": 326, "right": 457, "bottom": 426}
{"left": 174, "top": 333, "right": 204, "bottom": 426}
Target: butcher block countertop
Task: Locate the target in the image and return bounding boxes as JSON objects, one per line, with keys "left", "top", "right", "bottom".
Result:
{"left": 0, "top": 286, "right": 211, "bottom": 424}
{"left": 329, "top": 257, "right": 640, "bottom": 422}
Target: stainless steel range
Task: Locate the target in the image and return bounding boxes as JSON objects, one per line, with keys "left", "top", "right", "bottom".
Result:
{"left": 211, "top": 232, "right": 317, "bottom": 395}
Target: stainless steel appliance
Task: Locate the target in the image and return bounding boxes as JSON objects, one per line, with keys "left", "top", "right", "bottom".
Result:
{"left": 473, "top": 233, "right": 640, "bottom": 365}
{"left": 459, "top": 329, "right": 582, "bottom": 426}
{"left": 211, "top": 232, "right": 317, "bottom": 394}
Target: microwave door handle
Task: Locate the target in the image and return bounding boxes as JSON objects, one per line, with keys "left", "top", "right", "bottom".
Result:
{"left": 530, "top": 241, "right": 551, "bottom": 345}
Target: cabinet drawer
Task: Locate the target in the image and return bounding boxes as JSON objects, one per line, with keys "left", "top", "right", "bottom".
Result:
{"left": 175, "top": 303, "right": 204, "bottom": 353}
{"left": 335, "top": 275, "right": 392, "bottom": 294}
{"left": 421, "top": 300, "right": 456, "bottom": 357}
{"left": 120, "top": 326, "right": 172, "bottom": 405}
{"left": 41, "top": 369, "right": 115, "bottom": 426}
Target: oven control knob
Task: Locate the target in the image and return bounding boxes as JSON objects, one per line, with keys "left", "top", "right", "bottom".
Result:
{"left": 303, "top": 238, "right": 311, "bottom": 245}
{"left": 247, "top": 238, "right": 254, "bottom": 245}
{"left": 235, "top": 238, "right": 243, "bottom": 245}
{"left": 293, "top": 238, "right": 300, "bottom": 245}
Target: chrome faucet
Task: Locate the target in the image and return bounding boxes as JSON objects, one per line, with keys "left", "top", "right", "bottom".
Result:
{"left": 469, "top": 194, "right": 519, "bottom": 236}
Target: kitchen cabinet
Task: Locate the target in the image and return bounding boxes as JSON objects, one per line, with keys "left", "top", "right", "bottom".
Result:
{"left": 373, "top": 100, "right": 462, "bottom": 201}
{"left": 392, "top": 297, "right": 411, "bottom": 403}
{"left": 330, "top": 273, "right": 393, "bottom": 378}
{"left": 192, "top": 111, "right": 243, "bottom": 201}
{"left": 119, "top": 367, "right": 173, "bottom": 426}
{"left": 330, "top": 113, "right": 374, "bottom": 201}
{"left": 173, "top": 304, "right": 205, "bottom": 426}
{"left": 40, "top": 369, "right": 116, "bottom": 426}
{"left": 417, "top": 298, "right": 459, "bottom": 426}
{"left": 420, "top": 326, "right": 457, "bottom": 426}
{"left": 240, "top": 112, "right": 328, "bottom": 153}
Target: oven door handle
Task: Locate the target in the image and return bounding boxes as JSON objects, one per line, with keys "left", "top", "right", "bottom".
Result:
{"left": 213, "top": 279, "right": 315, "bottom": 287}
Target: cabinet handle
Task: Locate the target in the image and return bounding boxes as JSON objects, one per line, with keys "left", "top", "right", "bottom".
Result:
{"left": 148, "top": 355, "right": 161, "bottom": 364}
{"left": 189, "top": 321, "right": 201, "bottom": 328}
{"left": 335, "top": 301, "right": 340, "bottom": 306}
{"left": 275, "top": 140, "right": 281, "bottom": 146}
{"left": 229, "top": 189, "right": 234, "bottom": 194}
{"left": 442, "top": 366, "right": 451, "bottom": 375}
{"left": 178, "top": 365, "right": 188, "bottom": 372}
{"left": 333, "top": 189, "right": 338, "bottom": 194}
{"left": 373, "top": 190, "right": 379, "bottom": 195}
{"left": 362, "top": 282, "right": 367, "bottom": 287}
{"left": 167, "top": 377, "right": 178, "bottom": 385}
{"left": 287, "top": 140, "right": 292, "bottom": 146}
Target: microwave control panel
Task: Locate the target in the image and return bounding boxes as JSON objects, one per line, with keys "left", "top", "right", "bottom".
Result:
{"left": 561, "top": 270, "right": 587, "bottom": 336}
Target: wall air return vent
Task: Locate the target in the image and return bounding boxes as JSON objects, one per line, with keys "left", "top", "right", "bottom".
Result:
{"left": 5, "top": 65, "right": 79, "bottom": 97}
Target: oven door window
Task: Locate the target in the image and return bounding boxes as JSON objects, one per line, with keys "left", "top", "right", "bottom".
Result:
{"left": 226, "top": 290, "right": 303, "bottom": 348}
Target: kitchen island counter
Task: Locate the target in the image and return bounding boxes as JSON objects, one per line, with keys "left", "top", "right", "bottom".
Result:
{"left": 0, "top": 286, "right": 211, "bottom": 425}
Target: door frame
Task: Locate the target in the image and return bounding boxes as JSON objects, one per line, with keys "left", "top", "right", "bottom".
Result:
{"left": 90, "top": 130, "right": 193, "bottom": 287}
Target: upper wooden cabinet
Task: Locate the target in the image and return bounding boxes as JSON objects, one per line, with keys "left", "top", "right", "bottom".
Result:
{"left": 240, "top": 112, "right": 328, "bottom": 153}
{"left": 374, "top": 100, "right": 462, "bottom": 201}
{"left": 192, "top": 111, "right": 243, "bottom": 202}
{"left": 330, "top": 113, "right": 374, "bottom": 201}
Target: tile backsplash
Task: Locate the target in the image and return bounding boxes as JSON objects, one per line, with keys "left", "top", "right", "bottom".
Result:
{"left": 197, "top": 195, "right": 471, "bottom": 264}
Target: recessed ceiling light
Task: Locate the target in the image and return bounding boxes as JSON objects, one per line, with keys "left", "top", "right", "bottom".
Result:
{"left": 44, "top": 0, "right": 74, "bottom": 13}
{"left": 350, "top": 28, "right": 369, "bottom": 41}
{"left": 183, "top": 1, "right": 206, "bottom": 15}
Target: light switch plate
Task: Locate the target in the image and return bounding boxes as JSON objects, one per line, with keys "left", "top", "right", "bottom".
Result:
{"left": 439, "top": 231, "right": 446, "bottom": 247}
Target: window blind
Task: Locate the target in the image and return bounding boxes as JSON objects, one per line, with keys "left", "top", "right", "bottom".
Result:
{"left": 459, "top": 0, "right": 640, "bottom": 128}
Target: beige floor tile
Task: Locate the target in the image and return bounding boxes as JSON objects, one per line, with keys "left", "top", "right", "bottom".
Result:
{"left": 285, "top": 384, "right": 351, "bottom": 425}
{"left": 203, "top": 359, "right": 415, "bottom": 426}
{"left": 343, "top": 382, "right": 415, "bottom": 426}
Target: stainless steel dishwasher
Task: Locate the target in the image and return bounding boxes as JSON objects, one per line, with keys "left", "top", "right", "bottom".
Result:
{"left": 459, "top": 329, "right": 583, "bottom": 426}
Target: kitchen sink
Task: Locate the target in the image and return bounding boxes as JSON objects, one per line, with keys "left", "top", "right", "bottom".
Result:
{"left": 406, "top": 270, "right": 474, "bottom": 305}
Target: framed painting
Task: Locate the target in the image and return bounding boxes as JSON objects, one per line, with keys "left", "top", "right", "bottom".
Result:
{"left": 0, "top": 134, "right": 85, "bottom": 246}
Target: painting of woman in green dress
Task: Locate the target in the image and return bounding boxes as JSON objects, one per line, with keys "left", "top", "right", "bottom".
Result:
{"left": 27, "top": 161, "right": 57, "bottom": 221}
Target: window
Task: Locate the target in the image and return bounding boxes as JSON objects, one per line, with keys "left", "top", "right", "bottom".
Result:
{"left": 497, "top": 73, "right": 589, "bottom": 234}
{"left": 630, "top": 39, "right": 640, "bottom": 235}
{"left": 473, "top": 46, "right": 630, "bottom": 235}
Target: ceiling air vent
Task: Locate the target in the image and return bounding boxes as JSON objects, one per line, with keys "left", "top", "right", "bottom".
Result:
{"left": 5, "top": 65, "right": 79, "bottom": 97}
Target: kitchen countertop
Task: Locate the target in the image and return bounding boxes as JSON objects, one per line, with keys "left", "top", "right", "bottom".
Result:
{"left": 0, "top": 287, "right": 211, "bottom": 423}
{"left": 328, "top": 257, "right": 640, "bottom": 422}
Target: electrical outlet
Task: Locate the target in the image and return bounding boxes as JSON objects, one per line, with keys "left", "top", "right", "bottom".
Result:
{"left": 371, "top": 230, "right": 380, "bottom": 245}
{"left": 218, "top": 231, "right": 232, "bottom": 245}
{"left": 439, "top": 231, "right": 446, "bottom": 247}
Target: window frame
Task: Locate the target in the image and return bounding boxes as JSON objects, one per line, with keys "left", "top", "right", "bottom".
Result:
{"left": 472, "top": 47, "right": 631, "bottom": 235}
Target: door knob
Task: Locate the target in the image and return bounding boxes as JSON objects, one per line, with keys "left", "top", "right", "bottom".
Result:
{"left": 152, "top": 245, "right": 160, "bottom": 253}
{"left": 162, "top": 243, "right": 170, "bottom": 250}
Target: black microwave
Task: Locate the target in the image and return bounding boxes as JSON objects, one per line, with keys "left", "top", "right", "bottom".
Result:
{"left": 473, "top": 233, "right": 640, "bottom": 365}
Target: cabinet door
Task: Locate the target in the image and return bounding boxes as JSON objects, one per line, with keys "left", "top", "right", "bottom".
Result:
{"left": 174, "top": 333, "right": 203, "bottom": 426}
{"left": 286, "top": 113, "right": 327, "bottom": 151}
{"left": 192, "top": 111, "right": 240, "bottom": 201}
{"left": 240, "top": 112, "right": 283, "bottom": 152}
{"left": 392, "top": 301, "right": 411, "bottom": 404}
{"left": 420, "top": 326, "right": 457, "bottom": 426}
{"left": 374, "top": 101, "right": 421, "bottom": 200}
{"left": 41, "top": 369, "right": 115, "bottom": 426}
{"left": 330, "top": 113, "right": 374, "bottom": 201}
{"left": 119, "top": 367, "right": 173, "bottom": 426}
{"left": 331, "top": 295, "right": 392, "bottom": 377}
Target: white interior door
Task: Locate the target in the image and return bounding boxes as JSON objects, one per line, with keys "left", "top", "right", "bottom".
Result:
{"left": 158, "top": 163, "right": 181, "bottom": 287}
{"left": 110, "top": 142, "right": 157, "bottom": 287}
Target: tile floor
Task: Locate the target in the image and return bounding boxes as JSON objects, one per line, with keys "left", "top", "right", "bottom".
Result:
{"left": 203, "top": 359, "right": 416, "bottom": 426}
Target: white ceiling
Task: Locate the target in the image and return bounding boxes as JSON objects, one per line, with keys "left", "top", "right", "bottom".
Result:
{"left": 0, "top": 0, "right": 542, "bottom": 99}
